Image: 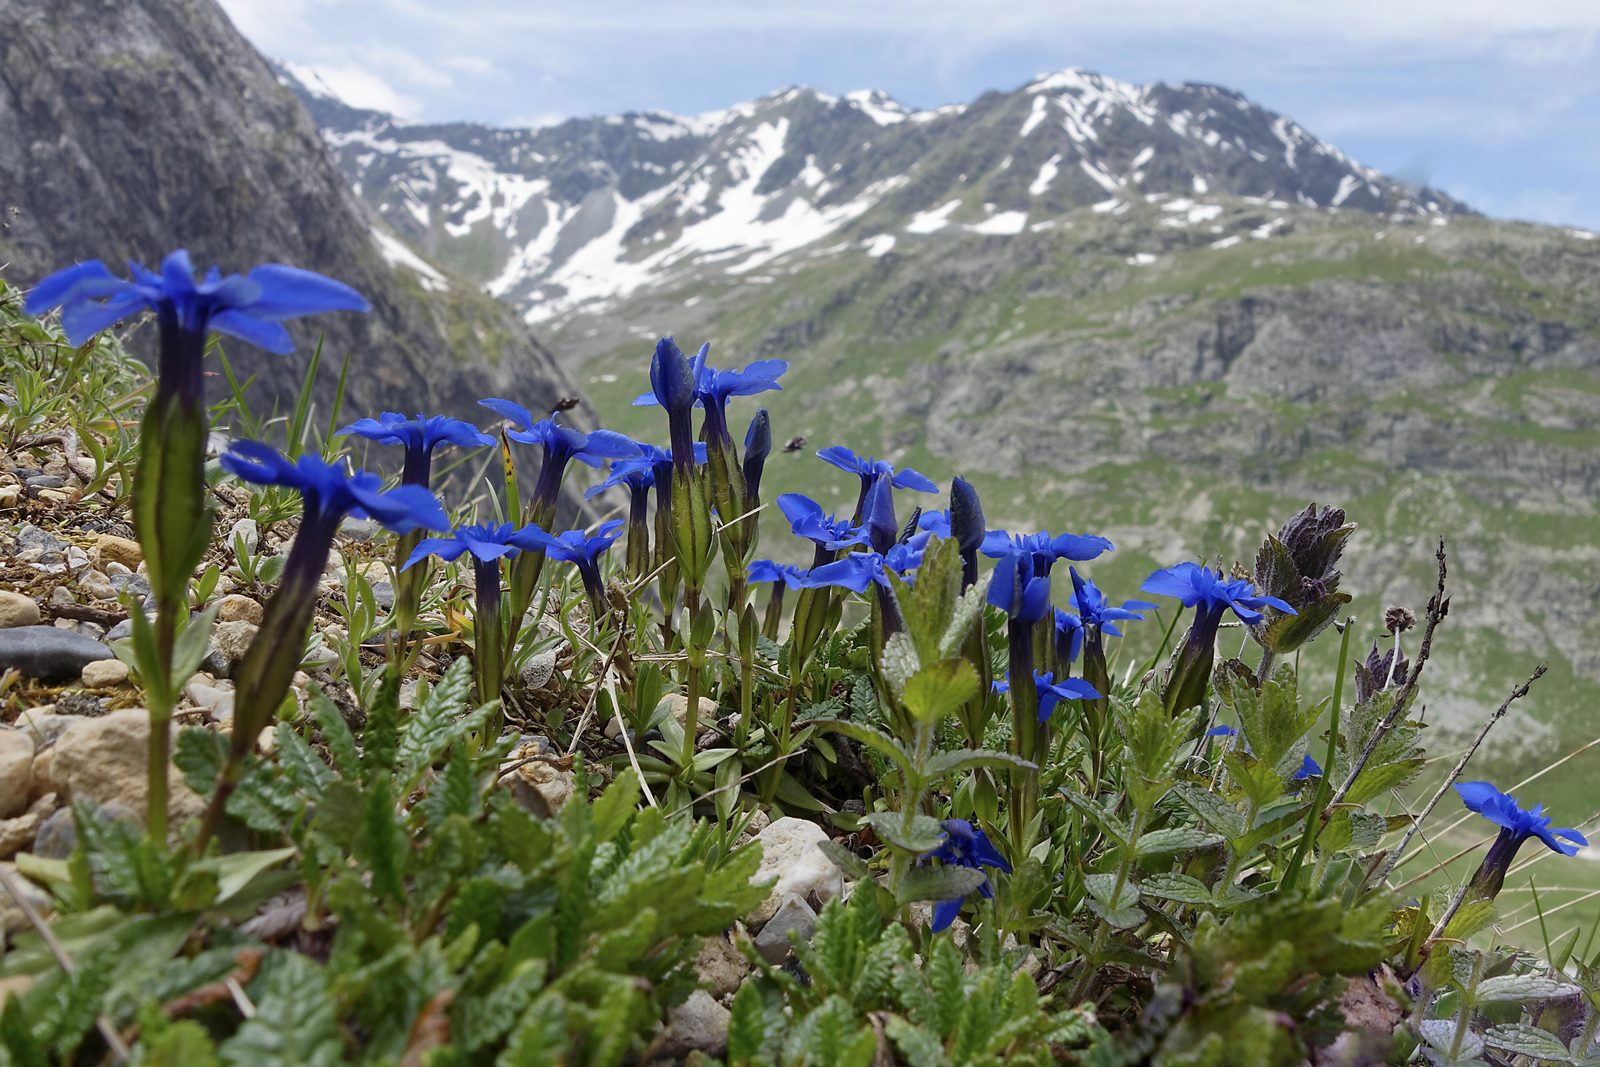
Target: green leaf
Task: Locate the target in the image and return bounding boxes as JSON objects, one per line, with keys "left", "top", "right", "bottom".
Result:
{"left": 1134, "top": 827, "right": 1224, "bottom": 857}
{"left": 1084, "top": 873, "right": 1143, "bottom": 929}
{"left": 817, "top": 839, "right": 873, "bottom": 882}
{"left": 1138, "top": 872, "right": 1216, "bottom": 906}
{"left": 170, "top": 604, "right": 220, "bottom": 693}
{"left": 898, "top": 865, "right": 988, "bottom": 905}
{"left": 902, "top": 659, "right": 980, "bottom": 724}
{"left": 221, "top": 952, "right": 343, "bottom": 1067}
{"left": 1482, "top": 1023, "right": 1572, "bottom": 1060}
{"left": 922, "top": 747, "right": 1036, "bottom": 782}
{"left": 310, "top": 693, "right": 359, "bottom": 779}
{"left": 727, "top": 980, "right": 779, "bottom": 1066}
{"left": 1342, "top": 758, "right": 1425, "bottom": 806}
{"left": 395, "top": 657, "right": 477, "bottom": 784}
{"left": 210, "top": 847, "right": 297, "bottom": 904}
{"left": 862, "top": 812, "right": 946, "bottom": 853}
{"left": 1173, "top": 783, "right": 1246, "bottom": 839}
{"left": 1475, "top": 974, "right": 1581, "bottom": 1003}
{"left": 1060, "top": 790, "right": 1133, "bottom": 848}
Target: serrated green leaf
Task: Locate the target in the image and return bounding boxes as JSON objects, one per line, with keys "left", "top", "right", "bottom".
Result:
{"left": 862, "top": 812, "right": 945, "bottom": 853}
{"left": 902, "top": 659, "right": 980, "bottom": 724}
{"left": 1138, "top": 872, "right": 1216, "bottom": 905}
{"left": 1134, "top": 827, "right": 1224, "bottom": 857}
{"left": 1173, "top": 783, "right": 1246, "bottom": 839}
{"left": 811, "top": 719, "right": 913, "bottom": 775}
{"left": 222, "top": 952, "right": 343, "bottom": 1067}
{"left": 1475, "top": 974, "right": 1581, "bottom": 1003}
{"left": 1482, "top": 1023, "right": 1572, "bottom": 1059}
{"left": 898, "top": 865, "right": 988, "bottom": 905}
{"left": 923, "top": 747, "right": 1036, "bottom": 781}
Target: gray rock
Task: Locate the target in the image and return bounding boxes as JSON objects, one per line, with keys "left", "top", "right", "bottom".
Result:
{"left": 520, "top": 648, "right": 559, "bottom": 692}
{"left": 208, "top": 620, "right": 259, "bottom": 678}
{"left": 338, "top": 517, "right": 379, "bottom": 541}
{"left": 0, "top": 731, "right": 34, "bottom": 818}
{"left": 33, "top": 801, "right": 140, "bottom": 860}
{"left": 24, "top": 475, "right": 64, "bottom": 490}
{"left": 0, "top": 627, "right": 113, "bottom": 682}
{"left": 753, "top": 893, "right": 817, "bottom": 964}
{"left": 14, "top": 525, "right": 65, "bottom": 556}
{"left": 661, "top": 990, "right": 731, "bottom": 1057}
{"left": 226, "top": 518, "right": 259, "bottom": 557}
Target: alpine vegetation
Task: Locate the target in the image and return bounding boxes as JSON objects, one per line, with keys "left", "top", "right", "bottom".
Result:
{"left": 1, "top": 255, "right": 1596, "bottom": 1067}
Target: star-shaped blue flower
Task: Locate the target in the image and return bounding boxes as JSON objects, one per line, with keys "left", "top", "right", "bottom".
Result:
{"left": 816, "top": 445, "right": 938, "bottom": 496}
{"left": 337, "top": 412, "right": 493, "bottom": 487}
{"left": 747, "top": 559, "right": 813, "bottom": 590}
{"left": 26, "top": 249, "right": 368, "bottom": 353}
{"left": 981, "top": 529, "right": 1113, "bottom": 576}
{"left": 221, "top": 440, "right": 447, "bottom": 537}
{"left": 512, "top": 519, "right": 626, "bottom": 609}
{"left": 777, "top": 494, "right": 868, "bottom": 551}
{"left": 805, "top": 542, "right": 925, "bottom": 593}
{"left": 1033, "top": 671, "right": 1101, "bottom": 724}
{"left": 1139, "top": 562, "right": 1295, "bottom": 626}
{"left": 1455, "top": 782, "right": 1587, "bottom": 857}
{"left": 921, "top": 819, "right": 1012, "bottom": 932}
{"left": 480, "top": 400, "right": 639, "bottom": 508}
{"left": 402, "top": 522, "right": 525, "bottom": 570}
{"left": 986, "top": 549, "right": 1051, "bottom": 623}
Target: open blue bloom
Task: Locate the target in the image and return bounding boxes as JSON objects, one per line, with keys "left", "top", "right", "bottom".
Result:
{"left": 219, "top": 441, "right": 446, "bottom": 761}
{"left": 513, "top": 519, "right": 626, "bottom": 612}
{"left": 987, "top": 549, "right": 1051, "bottom": 623}
{"left": 1292, "top": 754, "right": 1323, "bottom": 781}
{"left": 817, "top": 445, "right": 937, "bottom": 519}
{"left": 777, "top": 494, "right": 868, "bottom": 555}
{"left": 1456, "top": 781, "right": 1588, "bottom": 900}
{"left": 1066, "top": 568, "right": 1156, "bottom": 636}
{"left": 805, "top": 542, "right": 924, "bottom": 594}
{"left": 1205, "top": 724, "right": 1239, "bottom": 738}
{"left": 221, "top": 441, "right": 447, "bottom": 540}
{"left": 337, "top": 411, "right": 493, "bottom": 487}
{"left": 981, "top": 529, "right": 1113, "bottom": 576}
{"left": 480, "top": 400, "right": 639, "bottom": 510}
{"left": 1456, "top": 783, "right": 1586, "bottom": 858}
{"left": 402, "top": 522, "right": 525, "bottom": 570}
{"left": 27, "top": 250, "right": 367, "bottom": 404}
{"left": 747, "top": 559, "right": 813, "bottom": 590}
{"left": 921, "top": 819, "right": 1012, "bottom": 932}
{"left": 1034, "top": 671, "right": 1102, "bottom": 724}
{"left": 1139, "top": 563, "right": 1295, "bottom": 626}
{"left": 1141, "top": 562, "right": 1297, "bottom": 714}
{"left": 918, "top": 510, "right": 952, "bottom": 538}
{"left": 635, "top": 344, "right": 785, "bottom": 444}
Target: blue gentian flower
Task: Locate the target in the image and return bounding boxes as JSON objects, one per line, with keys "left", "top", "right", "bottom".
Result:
{"left": 219, "top": 441, "right": 446, "bottom": 759}
{"left": 1033, "top": 671, "right": 1101, "bottom": 724}
{"left": 747, "top": 559, "right": 812, "bottom": 590}
{"left": 1455, "top": 783, "right": 1586, "bottom": 858}
{"left": 1455, "top": 782, "right": 1588, "bottom": 900}
{"left": 862, "top": 474, "right": 899, "bottom": 555}
{"left": 644, "top": 337, "right": 700, "bottom": 466}
{"left": 1054, "top": 609, "right": 1084, "bottom": 665}
{"left": 1292, "top": 754, "right": 1322, "bottom": 781}
{"left": 635, "top": 343, "right": 785, "bottom": 445}
{"left": 816, "top": 445, "right": 937, "bottom": 519}
{"left": 1066, "top": 568, "right": 1156, "bottom": 635}
{"left": 221, "top": 441, "right": 447, "bottom": 541}
{"left": 337, "top": 411, "right": 493, "bottom": 487}
{"left": 479, "top": 400, "right": 639, "bottom": 510}
{"left": 921, "top": 819, "right": 1012, "bottom": 932}
{"left": 1205, "top": 724, "right": 1239, "bottom": 738}
{"left": 402, "top": 522, "right": 524, "bottom": 570}
{"left": 918, "top": 510, "right": 953, "bottom": 538}
{"left": 805, "top": 542, "right": 924, "bottom": 593}
{"left": 743, "top": 409, "right": 772, "bottom": 501}
{"left": 1140, "top": 562, "right": 1296, "bottom": 715}
{"left": 26, "top": 250, "right": 367, "bottom": 400}
{"left": 986, "top": 550, "right": 1051, "bottom": 623}
{"left": 513, "top": 519, "right": 626, "bottom": 614}
{"left": 777, "top": 494, "right": 868, "bottom": 557}
{"left": 1139, "top": 562, "right": 1295, "bottom": 626}
{"left": 981, "top": 529, "right": 1113, "bottom": 577}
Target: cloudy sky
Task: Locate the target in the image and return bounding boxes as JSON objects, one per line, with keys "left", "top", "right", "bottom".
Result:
{"left": 220, "top": 0, "right": 1600, "bottom": 230}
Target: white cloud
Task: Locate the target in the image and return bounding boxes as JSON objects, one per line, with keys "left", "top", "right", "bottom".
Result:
{"left": 286, "top": 60, "right": 421, "bottom": 117}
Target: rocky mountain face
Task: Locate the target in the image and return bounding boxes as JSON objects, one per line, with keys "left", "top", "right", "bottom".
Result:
{"left": 281, "top": 64, "right": 1467, "bottom": 328}
{"left": 0, "top": 0, "right": 586, "bottom": 434}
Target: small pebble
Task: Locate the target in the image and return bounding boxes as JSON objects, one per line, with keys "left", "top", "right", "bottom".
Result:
{"left": 0, "top": 592, "right": 42, "bottom": 629}
{"left": 216, "top": 594, "right": 263, "bottom": 624}
{"left": 80, "top": 659, "right": 130, "bottom": 688}
{"left": 93, "top": 535, "right": 142, "bottom": 569}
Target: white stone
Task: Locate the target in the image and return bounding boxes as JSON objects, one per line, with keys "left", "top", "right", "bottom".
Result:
{"left": 80, "top": 659, "right": 130, "bottom": 688}
{"left": 661, "top": 990, "right": 731, "bottom": 1057}
{"left": 747, "top": 817, "right": 844, "bottom": 926}
{"left": 0, "top": 731, "right": 35, "bottom": 817}
{"left": 0, "top": 592, "right": 41, "bottom": 629}
{"left": 47, "top": 709, "right": 205, "bottom": 832}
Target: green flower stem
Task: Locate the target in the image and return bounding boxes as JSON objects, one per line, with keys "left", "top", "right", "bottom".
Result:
{"left": 1280, "top": 615, "right": 1353, "bottom": 892}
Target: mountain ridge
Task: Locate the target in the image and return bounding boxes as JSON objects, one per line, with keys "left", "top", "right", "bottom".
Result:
{"left": 277, "top": 63, "right": 1471, "bottom": 328}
